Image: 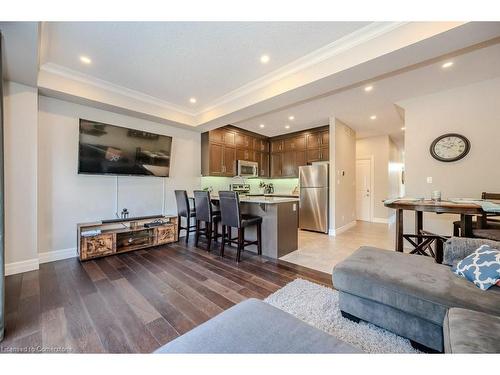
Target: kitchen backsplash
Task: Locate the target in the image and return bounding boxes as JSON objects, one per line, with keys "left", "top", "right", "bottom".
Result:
{"left": 200, "top": 177, "right": 299, "bottom": 195}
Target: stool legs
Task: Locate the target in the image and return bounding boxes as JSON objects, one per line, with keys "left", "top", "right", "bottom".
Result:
{"left": 237, "top": 228, "right": 243, "bottom": 262}
{"left": 207, "top": 223, "right": 213, "bottom": 251}
{"left": 221, "top": 225, "right": 226, "bottom": 258}
{"left": 257, "top": 223, "right": 262, "bottom": 255}
{"left": 195, "top": 219, "right": 200, "bottom": 247}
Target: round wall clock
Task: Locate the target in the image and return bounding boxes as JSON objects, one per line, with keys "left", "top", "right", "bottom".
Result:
{"left": 430, "top": 133, "right": 470, "bottom": 162}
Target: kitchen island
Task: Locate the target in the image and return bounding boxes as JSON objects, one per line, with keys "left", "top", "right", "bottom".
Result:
{"left": 208, "top": 195, "right": 300, "bottom": 259}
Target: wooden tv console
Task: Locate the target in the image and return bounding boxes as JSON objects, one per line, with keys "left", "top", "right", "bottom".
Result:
{"left": 77, "top": 215, "right": 178, "bottom": 261}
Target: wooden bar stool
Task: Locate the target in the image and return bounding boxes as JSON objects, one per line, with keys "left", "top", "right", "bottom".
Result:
{"left": 174, "top": 190, "right": 197, "bottom": 243}
{"left": 193, "top": 190, "right": 221, "bottom": 251}
{"left": 218, "top": 191, "right": 262, "bottom": 262}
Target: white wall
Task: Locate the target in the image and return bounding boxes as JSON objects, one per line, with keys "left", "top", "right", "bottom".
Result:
{"left": 3, "top": 82, "right": 38, "bottom": 274}
{"left": 37, "top": 96, "right": 201, "bottom": 260}
{"left": 356, "top": 135, "right": 403, "bottom": 222}
{"left": 330, "top": 118, "right": 356, "bottom": 232}
{"left": 400, "top": 77, "right": 500, "bottom": 235}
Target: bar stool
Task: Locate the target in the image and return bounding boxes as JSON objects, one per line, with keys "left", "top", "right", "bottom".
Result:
{"left": 193, "top": 190, "right": 221, "bottom": 251}
{"left": 218, "top": 191, "right": 262, "bottom": 262}
{"left": 174, "top": 190, "right": 197, "bottom": 243}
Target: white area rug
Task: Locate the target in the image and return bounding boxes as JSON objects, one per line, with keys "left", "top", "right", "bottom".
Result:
{"left": 264, "top": 278, "right": 420, "bottom": 353}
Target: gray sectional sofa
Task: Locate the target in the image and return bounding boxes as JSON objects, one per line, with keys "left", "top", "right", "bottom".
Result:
{"left": 155, "top": 298, "right": 360, "bottom": 353}
{"left": 333, "top": 237, "right": 500, "bottom": 353}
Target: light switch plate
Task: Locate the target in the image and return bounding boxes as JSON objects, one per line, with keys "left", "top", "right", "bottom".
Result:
{"left": 292, "top": 203, "right": 297, "bottom": 211}
{"left": 427, "top": 177, "right": 433, "bottom": 184}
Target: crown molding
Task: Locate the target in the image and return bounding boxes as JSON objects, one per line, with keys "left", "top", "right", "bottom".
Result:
{"left": 40, "top": 62, "right": 197, "bottom": 117}
{"left": 38, "top": 22, "right": 407, "bottom": 127}
{"left": 196, "top": 22, "right": 408, "bottom": 115}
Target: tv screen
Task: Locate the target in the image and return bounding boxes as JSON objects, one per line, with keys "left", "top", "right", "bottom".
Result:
{"left": 78, "top": 119, "right": 173, "bottom": 177}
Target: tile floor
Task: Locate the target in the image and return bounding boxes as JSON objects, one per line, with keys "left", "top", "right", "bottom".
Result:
{"left": 281, "top": 221, "right": 395, "bottom": 274}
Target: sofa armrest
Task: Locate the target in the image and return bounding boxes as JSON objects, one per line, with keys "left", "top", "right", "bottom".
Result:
{"left": 443, "top": 237, "right": 500, "bottom": 267}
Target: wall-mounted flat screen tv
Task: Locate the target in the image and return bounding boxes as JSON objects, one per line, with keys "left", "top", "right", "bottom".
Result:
{"left": 78, "top": 119, "right": 173, "bottom": 177}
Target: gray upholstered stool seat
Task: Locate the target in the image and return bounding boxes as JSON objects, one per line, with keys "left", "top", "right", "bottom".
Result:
{"left": 155, "top": 298, "right": 360, "bottom": 353}
{"left": 241, "top": 214, "right": 263, "bottom": 227}
{"left": 444, "top": 308, "right": 500, "bottom": 353}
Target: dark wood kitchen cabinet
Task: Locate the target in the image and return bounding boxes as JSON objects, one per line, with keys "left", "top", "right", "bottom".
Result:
{"left": 201, "top": 126, "right": 268, "bottom": 177}
{"left": 207, "top": 143, "right": 236, "bottom": 176}
{"left": 258, "top": 151, "right": 269, "bottom": 177}
{"left": 202, "top": 125, "right": 327, "bottom": 178}
{"left": 271, "top": 153, "right": 283, "bottom": 177}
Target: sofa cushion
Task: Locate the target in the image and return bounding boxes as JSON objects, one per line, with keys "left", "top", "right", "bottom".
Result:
{"left": 444, "top": 308, "right": 500, "bottom": 353}
{"left": 443, "top": 237, "right": 500, "bottom": 267}
{"left": 453, "top": 245, "right": 500, "bottom": 290}
{"left": 333, "top": 247, "right": 500, "bottom": 326}
{"left": 154, "top": 298, "right": 360, "bottom": 353}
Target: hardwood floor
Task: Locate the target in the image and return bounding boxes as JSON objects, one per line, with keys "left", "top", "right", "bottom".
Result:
{"left": 1, "top": 238, "right": 331, "bottom": 353}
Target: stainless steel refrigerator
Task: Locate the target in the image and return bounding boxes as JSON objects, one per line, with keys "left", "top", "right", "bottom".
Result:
{"left": 299, "top": 164, "right": 329, "bottom": 233}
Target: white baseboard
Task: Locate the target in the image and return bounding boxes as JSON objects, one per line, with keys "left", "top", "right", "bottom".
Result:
{"left": 329, "top": 221, "right": 357, "bottom": 236}
{"left": 6, "top": 247, "right": 78, "bottom": 276}
{"left": 5, "top": 258, "right": 39, "bottom": 276}
{"left": 372, "top": 217, "right": 389, "bottom": 224}
{"left": 39, "top": 247, "right": 78, "bottom": 264}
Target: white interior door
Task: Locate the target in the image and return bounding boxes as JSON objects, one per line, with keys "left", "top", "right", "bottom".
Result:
{"left": 356, "top": 159, "right": 372, "bottom": 221}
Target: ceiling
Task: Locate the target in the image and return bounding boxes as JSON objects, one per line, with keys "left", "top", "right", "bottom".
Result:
{"left": 0, "top": 22, "right": 39, "bottom": 86}
{"left": 1, "top": 21, "right": 500, "bottom": 144}
{"left": 42, "top": 22, "right": 370, "bottom": 112}
{"left": 235, "top": 41, "right": 500, "bottom": 145}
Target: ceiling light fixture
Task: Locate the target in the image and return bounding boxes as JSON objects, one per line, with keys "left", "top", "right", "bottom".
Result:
{"left": 288, "top": 116, "right": 295, "bottom": 121}
{"left": 442, "top": 61, "right": 454, "bottom": 69}
{"left": 285, "top": 125, "right": 290, "bottom": 129}
{"left": 364, "top": 85, "right": 373, "bottom": 92}
{"left": 370, "top": 115, "right": 377, "bottom": 120}
{"left": 259, "top": 124, "right": 265, "bottom": 128}
{"left": 79, "top": 56, "right": 92, "bottom": 64}
{"left": 189, "top": 97, "right": 197, "bottom": 104}
{"left": 260, "top": 54, "right": 270, "bottom": 64}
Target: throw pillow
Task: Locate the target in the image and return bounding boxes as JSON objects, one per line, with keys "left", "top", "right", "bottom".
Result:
{"left": 453, "top": 245, "right": 500, "bottom": 290}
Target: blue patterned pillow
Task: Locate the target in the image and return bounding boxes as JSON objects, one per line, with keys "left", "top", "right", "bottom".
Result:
{"left": 453, "top": 245, "right": 500, "bottom": 290}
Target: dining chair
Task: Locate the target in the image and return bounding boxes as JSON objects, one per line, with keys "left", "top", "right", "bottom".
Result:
{"left": 218, "top": 191, "right": 262, "bottom": 262}
{"left": 452, "top": 192, "right": 500, "bottom": 239}
{"left": 193, "top": 190, "right": 221, "bottom": 251}
{"left": 174, "top": 190, "right": 197, "bottom": 243}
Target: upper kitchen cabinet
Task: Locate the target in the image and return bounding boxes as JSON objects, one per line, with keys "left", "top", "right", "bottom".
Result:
{"left": 201, "top": 126, "right": 269, "bottom": 177}
{"left": 284, "top": 135, "right": 306, "bottom": 151}
{"left": 271, "top": 139, "right": 284, "bottom": 153}
{"left": 209, "top": 128, "right": 236, "bottom": 146}
{"left": 235, "top": 133, "right": 255, "bottom": 149}
{"left": 269, "top": 126, "right": 328, "bottom": 178}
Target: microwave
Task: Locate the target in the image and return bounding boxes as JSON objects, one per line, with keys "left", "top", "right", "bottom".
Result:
{"left": 237, "top": 160, "right": 259, "bottom": 178}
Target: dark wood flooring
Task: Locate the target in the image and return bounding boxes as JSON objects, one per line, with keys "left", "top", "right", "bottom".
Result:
{"left": 1, "top": 237, "right": 332, "bottom": 353}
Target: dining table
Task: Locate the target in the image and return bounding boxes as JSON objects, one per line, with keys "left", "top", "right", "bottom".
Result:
{"left": 384, "top": 199, "right": 486, "bottom": 253}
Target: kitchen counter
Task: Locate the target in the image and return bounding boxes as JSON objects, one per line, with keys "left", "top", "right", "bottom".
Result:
{"left": 210, "top": 195, "right": 299, "bottom": 205}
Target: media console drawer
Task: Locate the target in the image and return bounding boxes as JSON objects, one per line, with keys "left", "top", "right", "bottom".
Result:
{"left": 156, "top": 224, "right": 176, "bottom": 244}
{"left": 80, "top": 233, "right": 115, "bottom": 260}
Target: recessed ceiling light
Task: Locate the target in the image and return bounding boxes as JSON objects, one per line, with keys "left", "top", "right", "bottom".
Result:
{"left": 259, "top": 124, "right": 265, "bottom": 128}
{"left": 401, "top": 127, "right": 406, "bottom": 131}
{"left": 260, "top": 54, "right": 270, "bottom": 64}
{"left": 189, "top": 97, "right": 197, "bottom": 104}
{"left": 364, "top": 85, "right": 373, "bottom": 92}
{"left": 285, "top": 125, "right": 290, "bottom": 129}
{"left": 288, "top": 115, "right": 295, "bottom": 121}
{"left": 442, "top": 61, "right": 454, "bottom": 69}
{"left": 79, "top": 56, "right": 92, "bottom": 64}
{"left": 370, "top": 115, "right": 377, "bottom": 120}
